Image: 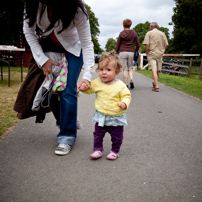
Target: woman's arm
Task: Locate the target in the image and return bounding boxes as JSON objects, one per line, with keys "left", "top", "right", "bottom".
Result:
{"left": 115, "top": 35, "right": 121, "bottom": 53}
{"left": 23, "top": 6, "right": 58, "bottom": 79}
{"left": 23, "top": 7, "right": 49, "bottom": 68}
{"left": 74, "top": 8, "right": 94, "bottom": 83}
{"left": 134, "top": 32, "right": 140, "bottom": 51}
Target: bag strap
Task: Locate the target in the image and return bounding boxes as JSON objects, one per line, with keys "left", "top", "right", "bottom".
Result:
{"left": 133, "top": 30, "right": 137, "bottom": 44}
{"left": 133, "top": 30, "right": 139, "bottom": 52}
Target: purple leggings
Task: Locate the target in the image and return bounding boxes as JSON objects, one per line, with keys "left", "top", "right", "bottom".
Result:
{"left": 93, "top": 123, "right": 124, "bottom": 153}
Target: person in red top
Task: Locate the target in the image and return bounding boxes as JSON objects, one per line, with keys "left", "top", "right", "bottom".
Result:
{"left": 116, "top": 19, "right": 140, "bottom": 89}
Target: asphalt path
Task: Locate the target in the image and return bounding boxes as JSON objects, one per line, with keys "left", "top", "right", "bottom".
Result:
{"left": 0, "top": 71, "right": 202, "bottom": 202}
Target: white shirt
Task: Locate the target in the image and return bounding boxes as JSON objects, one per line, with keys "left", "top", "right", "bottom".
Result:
{"left": 23, "top": 3, "right": 94, "bottom": 81}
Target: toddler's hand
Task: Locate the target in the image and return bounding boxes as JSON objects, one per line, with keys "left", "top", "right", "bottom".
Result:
{"left": 117, "top": 102, "right": 127, "bottom": 110}
{"left": 78, "top": 79, "right": 90, "bottom": 92}
{"left": 78, "top": 82, "right": 89, "bottom": 92}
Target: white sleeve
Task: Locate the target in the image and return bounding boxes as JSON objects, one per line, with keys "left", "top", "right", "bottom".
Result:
{"left": 23, "top": 8, "right": 49, "bottom": 68}
{"left": 74, "top": 8, "right": 95, "bottom": 81}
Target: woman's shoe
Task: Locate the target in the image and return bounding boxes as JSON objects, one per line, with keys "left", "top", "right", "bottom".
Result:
{"left": 106, "top": 151, "right": 119, "bottom": 160}
{"left": 90, "top": 151, "right": 102, "bottom": 159}
{"left": 130, "top": 80, "right": 134, "bottom": 89}
{"left": 55, "top": 144, "right": 71, "bottom": 155}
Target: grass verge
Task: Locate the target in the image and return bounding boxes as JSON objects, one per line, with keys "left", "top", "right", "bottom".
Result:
{"left": 137, "top": 69, "right": 202, "bottom": 100}
{"left": 0, "top": 66, "right": 28, "bottom": 137}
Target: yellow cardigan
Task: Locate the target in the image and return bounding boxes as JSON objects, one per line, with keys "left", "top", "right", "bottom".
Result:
{"left": 83, "top": 78, "right": 131, "bottom": 116}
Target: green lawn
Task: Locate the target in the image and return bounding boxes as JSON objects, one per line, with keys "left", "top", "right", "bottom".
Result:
{"left": 0, "top": 66, "right": 28, "bottom": 137}
{"left": 137, "top": 69, "right": 202, "bottom": 100}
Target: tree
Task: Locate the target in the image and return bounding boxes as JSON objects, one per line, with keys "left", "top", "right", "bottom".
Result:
{"left": 105, "top": 38, "right": 117, "bottom": 52}
{"left": 170, "top": 0, "right": 202, "bottom": 54}
{"left": 133, "top": 21, "right": 170, "bottom": 53}
{"left": 85, "top": 4, "right": 102, "bottom": 54}
{"left": 0, "top": 1, "right": 102, "bottom": 54}
{"left": 132, "top": 21, "right": 150, "bottom": 53}
{"left": 0, "top": 0, "right": 24, "bottom": 45}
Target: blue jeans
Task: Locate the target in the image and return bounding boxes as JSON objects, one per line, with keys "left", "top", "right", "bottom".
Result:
{"left": 50, "top": 51, "right": 83, "bottom": 146}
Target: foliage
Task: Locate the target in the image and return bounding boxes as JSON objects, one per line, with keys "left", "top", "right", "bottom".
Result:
{"left": 0, "top": 1, "right": 102, "bottom": 54}
{"left": 0, "top": 0, "right": 24, "bottom": 45}
{"left": 170, "top": 0, "right": 202, "bottom": 55}
{"left": 132, "top": 21, "right": 150, "bottom": 53}
{"left": 133, "top": 21, "right": 171, "bottom": 53}
{"left": 105, "top": 38, "right": 117, "bottom": 52}
{"left": 85, "top": 4, "right": 102, "bottom": 54}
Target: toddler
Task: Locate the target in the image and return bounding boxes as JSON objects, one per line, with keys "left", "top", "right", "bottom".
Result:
{"left": 79, "top": 50, "right": 131, "bottom": 160}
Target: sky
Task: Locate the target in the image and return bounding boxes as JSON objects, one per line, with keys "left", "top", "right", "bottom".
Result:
{"left": 84, "top": 0, "right": 176, "bottom": 49}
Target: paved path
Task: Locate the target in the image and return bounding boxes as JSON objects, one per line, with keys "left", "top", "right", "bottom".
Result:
{"left": 1, "top": 72, "right": 202, "bottom": 202}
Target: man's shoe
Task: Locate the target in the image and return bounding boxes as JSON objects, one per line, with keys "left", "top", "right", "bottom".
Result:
{"left": 55, "top": 144, "right": 71, "bottom": 155}
{"left": 130, "top": 80, "right": 134, "bottom": 89}
{"left": 152, "top": 87, "right": 159, "bottom": 92}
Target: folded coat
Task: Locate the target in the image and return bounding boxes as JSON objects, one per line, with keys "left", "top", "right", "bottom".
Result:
{"left": 13, "top": 57, "right": 51, "bottom": 123}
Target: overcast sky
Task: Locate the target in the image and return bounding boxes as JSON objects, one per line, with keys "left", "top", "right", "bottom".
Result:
{"left": 84, "top": 0, "right": 176, "bottom": 49}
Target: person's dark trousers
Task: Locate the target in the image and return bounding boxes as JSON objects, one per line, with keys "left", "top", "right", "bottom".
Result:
{"left": 93, "top": 123, "right": 124, "bottom": 153}
{"left": 50, "top": 50, "right": 83, "bottom": 146}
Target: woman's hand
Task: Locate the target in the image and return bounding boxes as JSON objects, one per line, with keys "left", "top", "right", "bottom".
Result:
{"left": 42, "top": 59, "right": 59, "bottom": 80}
{"left": 78, "top": 79, "right": 90, "bottom": 91}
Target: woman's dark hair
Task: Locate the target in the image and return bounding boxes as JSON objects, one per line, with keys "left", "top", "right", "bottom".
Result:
{"left": 24, "top": 0, "right": 88, "bottom": 34}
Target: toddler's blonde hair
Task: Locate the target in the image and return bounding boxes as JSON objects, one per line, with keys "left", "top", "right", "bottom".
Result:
{"left": 97, "top": 50, "right": 123, "bottom": 72}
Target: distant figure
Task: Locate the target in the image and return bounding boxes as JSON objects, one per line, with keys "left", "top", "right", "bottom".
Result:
{"left": 143, "top": 22, "right": 168, "bottom": 92}
{"left": 79, "top": 51, "right": 131, "bottom": 160}
{"left": 116, "top": 19, "right": 140, "bottom": 89}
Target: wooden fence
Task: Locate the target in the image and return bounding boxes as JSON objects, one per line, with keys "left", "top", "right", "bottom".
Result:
{"left": 188, "top": 58, "right": 202, "bottom": 78}
{"left": 138, "top": 53, "right": 202, "bottom": 78}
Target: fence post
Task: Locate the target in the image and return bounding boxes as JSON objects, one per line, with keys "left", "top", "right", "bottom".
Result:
{"left": 138, "top": 54, "right": 143, "bottom": 70}
{"left": 199, "top": 58, "right": 202, "bottom": 79}
{"left": 188, "top": 58, "right": 193, "bottom": 77}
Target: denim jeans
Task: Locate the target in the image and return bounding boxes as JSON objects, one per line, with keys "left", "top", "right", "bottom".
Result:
{"left": 50, "top": 50, "right": 83, "bottom": 146}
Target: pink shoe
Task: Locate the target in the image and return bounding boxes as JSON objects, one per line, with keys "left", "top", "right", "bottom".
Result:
{"left": 90, "top": 151, "right": 102, "bottom": 159}
{"left": 107, "top": 151, "right": 119, "bottom": 160}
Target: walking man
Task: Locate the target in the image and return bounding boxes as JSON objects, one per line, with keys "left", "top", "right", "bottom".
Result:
{"left": 143, "top": 22, "right": 168, "bottom": 92}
